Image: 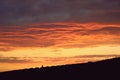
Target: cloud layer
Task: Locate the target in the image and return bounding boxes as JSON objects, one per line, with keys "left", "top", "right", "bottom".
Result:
{"left": 0, "top": 55, "right": 119, "bottom": 63}
{"left": 0, "top": 56, "right": 32, "bottom": 63}
{"left": 0, "top": 0, "right": 120, "bottom": 25}
{"left": 0, "top": 23, "right": 120, "bottom": 51}
{"left": 0, "top": 0, "right": 120, "bottom": 51}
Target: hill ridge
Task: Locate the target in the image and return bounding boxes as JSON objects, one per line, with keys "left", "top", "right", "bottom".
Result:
{"left": 0, "top": 57, "right": 120, "bottom": 80}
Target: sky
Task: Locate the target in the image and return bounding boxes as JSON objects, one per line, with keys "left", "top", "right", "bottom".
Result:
{"left": 0, "top": 0, "right": 120, "bottom": 72}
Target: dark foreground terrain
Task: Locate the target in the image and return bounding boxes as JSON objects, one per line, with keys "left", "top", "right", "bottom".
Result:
{"left": 0, "top": 57, "right": 120, "bottom": 80}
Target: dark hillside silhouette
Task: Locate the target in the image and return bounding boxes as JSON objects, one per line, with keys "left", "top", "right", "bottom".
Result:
{"left": 0, "top": 57, "right": 120, "bottom": 80}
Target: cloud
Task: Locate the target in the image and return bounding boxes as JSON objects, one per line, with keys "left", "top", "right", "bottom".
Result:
{"left": 0, "top": 54, "right": 119, "bottom": 64}
{"left": 89, "top": 27, "right": 120, "bottom": 35}
{"left": 73, "top": 26, "right": 120, "bottom": 35}
{"left": 0, "top": 57, "right": 32, "bottom": 63}
{"left": 33, "top": 54, "right": 120, "bottom": 64}
{"left": 0, "top": 23, "right": 120, "bottom": 51}
{"left": 73, "top": 55, "right": 120, "bottom": 58}
{"left": 0, "top": 48, "right": 12, "bottom": 51}
{"left": 0, "top": 0, "right": 120, "bottom": 25}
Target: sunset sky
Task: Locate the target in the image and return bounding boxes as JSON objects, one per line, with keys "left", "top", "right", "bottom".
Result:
{"left": 0, "top": 0, "right": 120, "bottom": 72}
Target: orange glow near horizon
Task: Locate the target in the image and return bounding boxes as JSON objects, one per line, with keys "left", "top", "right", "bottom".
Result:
{"left": 0, "top": 22, "right": 120, "bottom": 72}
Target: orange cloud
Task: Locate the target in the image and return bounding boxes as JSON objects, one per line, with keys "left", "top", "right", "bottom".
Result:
{"left": 0, "top": 22, "right": 120, "bottom": 51}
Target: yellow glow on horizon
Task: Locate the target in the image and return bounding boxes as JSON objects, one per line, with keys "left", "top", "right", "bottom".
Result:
{"left": 1, "top": 45, "right": 120, "bottom": 57}
{"left": 0, "top": 45, "right": 120, "bottom": 72}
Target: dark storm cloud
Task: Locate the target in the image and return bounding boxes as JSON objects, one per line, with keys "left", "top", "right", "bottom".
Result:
{"left": 0, "top": 0, "right": 120, "bottom": 25}
{"left": 0, "top": 0, "right": 71, "bottom": 25}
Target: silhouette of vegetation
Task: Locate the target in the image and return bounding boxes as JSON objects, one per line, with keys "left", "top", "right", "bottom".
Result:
{"left": 0, "top": 57, "right": 120, "bottom": 80}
